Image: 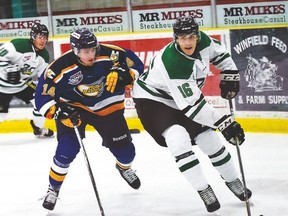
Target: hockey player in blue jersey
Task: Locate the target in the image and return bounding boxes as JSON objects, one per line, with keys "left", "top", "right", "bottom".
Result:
{"left": 35, "top": 28, "right": 144, "bottom": 211}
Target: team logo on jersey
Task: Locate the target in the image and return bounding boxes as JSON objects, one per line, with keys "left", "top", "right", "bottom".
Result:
{"left": 22, "top": 55, "right": 31, "bottom": 62}
{"left": 68, "top": 71, "right": 83, "bottom": 85}
{"left": 110, "top": 50, "right": 119, "bottom": 62}
{"left": 75, "top": 76, "right": 105, "bottom": 97}
{"left": 45, "top": 69, "right": 56, "bottom": 79}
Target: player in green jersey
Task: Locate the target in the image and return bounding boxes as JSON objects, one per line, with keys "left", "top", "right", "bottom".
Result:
{"left": 132, "top": 15, "right": 252, "bottom": 214}
{"left": 0, "top": 23, "right": 54, "bottom": 137}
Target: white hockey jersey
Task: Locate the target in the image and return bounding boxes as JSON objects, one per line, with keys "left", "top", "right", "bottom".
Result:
{"left": 0, "top": 38, "right": 49, "bottom": 94}
{"left": 132, "top": 31, "right": 238, "bottom": 129}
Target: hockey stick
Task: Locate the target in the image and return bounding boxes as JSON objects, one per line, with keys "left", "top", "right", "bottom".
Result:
{"left": 24, "top": 80, "right": 36, "bottom": 90}
{"left": 72, "top": 120, "right": 106, "bottom": 216}
{"left": 228, "top": 99, "right": 251, "bottom": 216}
{"left": 18, "top": 78, "right": 37, "bottom": 90}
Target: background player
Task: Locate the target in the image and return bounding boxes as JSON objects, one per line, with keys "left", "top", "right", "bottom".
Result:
{"left": 0, "top": 23, "right": 54, "bottom": 137}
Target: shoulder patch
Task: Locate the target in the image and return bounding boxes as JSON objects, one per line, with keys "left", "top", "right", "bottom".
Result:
{"left": 45, "top": 68, "right": 56, "bottom": 80}
{"left": 110, "top": 50, "right": 119, "bottom": 62}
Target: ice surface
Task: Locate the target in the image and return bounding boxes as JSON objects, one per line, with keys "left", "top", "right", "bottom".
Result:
{"left": 0, "top": 131, "right": 287, "bottom": 216}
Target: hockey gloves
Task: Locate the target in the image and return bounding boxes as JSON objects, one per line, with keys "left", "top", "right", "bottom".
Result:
{"left": 4, "top": 65, "right": 20, "bottom": 84}
{"left": 106, "top": 65, "right": 135, "bottom": 93}
{"left": 219, "top": 70, "right": 240, "bottom": 99}
{"left": 215, "top": 115, "right": 245, "bottom": 145}
{"left": 45, "top": 103, "right": 81, "bottom": 128}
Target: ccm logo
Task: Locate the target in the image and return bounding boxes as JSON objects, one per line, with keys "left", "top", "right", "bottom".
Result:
{"left": 221, "top": 74, "right": 240, "bottom": 81}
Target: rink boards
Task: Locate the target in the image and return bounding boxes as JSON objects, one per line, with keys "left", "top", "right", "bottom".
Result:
{"left": 0, "top": 117, "right": 287, "bottom": 134}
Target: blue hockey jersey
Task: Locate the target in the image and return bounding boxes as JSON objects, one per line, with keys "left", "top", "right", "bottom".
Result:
{"left": 35, "top": 44, "right": 143, "bottom": 117}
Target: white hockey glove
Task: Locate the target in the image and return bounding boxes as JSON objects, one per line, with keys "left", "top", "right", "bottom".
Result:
{"left": 4, "top": 64, "right": 20, "bottom": 84}
{"left": 214, "top": 115, "right": 245, "bottom": 145}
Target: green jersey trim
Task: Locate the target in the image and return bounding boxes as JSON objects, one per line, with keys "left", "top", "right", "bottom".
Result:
{"left": 10, "top": 38, "right": 49, "bottom": 63}
{"left": 188, "top": 99, "right": 206, "bottom": 120}
{"left": 162, "top": 42, "right": 195, "bottom": 80}
{"left": 137, "top": 79, "right": 173, "bottom": 100}
{"left": 212, "top": 53, "right": 231, "bottom": 66}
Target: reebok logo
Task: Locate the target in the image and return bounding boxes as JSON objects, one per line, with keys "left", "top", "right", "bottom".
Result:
{"left": 113, "top": 134, "right": 127, "bottom": 141}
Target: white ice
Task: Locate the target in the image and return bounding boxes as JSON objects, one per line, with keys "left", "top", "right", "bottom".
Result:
{"left": 0, "top": 131, "right": 287, "bottom": 216}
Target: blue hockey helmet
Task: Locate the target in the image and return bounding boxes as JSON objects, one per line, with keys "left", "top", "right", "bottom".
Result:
{"left": 70, "top": 28, "right": 99, "bottom": 55}
{"left": 173, "top": 15, "right": 200, "bottom": 41}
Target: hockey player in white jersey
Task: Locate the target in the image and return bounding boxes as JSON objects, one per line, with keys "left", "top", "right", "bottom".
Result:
{"left": 132, "top": 15, "right": 252, "bottom": 214}
{"left": 0, "top": 23, "right": 54, "bottom": 137}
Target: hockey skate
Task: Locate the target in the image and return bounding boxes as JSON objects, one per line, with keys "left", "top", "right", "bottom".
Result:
{"left": 116, "top": 163, "right": 141, "bottom": 189}
{"left": 30, "top": 120, "right": 54, "bottom": 138}
{"left": 226, "top": 178, "right": 252, "bottom": 201}
{"left": 42, "top": 186, "right": 59, "bottom": 211}
{"left": 198, "top": 185, "right": 221, "bottom": 213}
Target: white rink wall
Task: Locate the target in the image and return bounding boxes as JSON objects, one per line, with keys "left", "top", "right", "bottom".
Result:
{"left": 2, "top": 29, "right": 288, "bottom": 121}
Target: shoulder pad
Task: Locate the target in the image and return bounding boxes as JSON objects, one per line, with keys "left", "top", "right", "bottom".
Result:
{"left": 100, "top": 43, "right": 125, "bottom": 52}
{"left": 10, "top": 38, "right": 33, "bottom": 53}
{"left": 37, "top": 48, "right": 50, "bottom": 63}
{"left": 45, "top": 51, "right": 75, "bottom": 80}
{"left": 99, "top": 44, "right": 126, "bottom": 64}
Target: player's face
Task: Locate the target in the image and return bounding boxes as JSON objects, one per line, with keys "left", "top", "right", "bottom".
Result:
{"left": 78, "top": 47, "right": 97, "bottom": 66}
{"left": 177, "top": 34, "right": 198, "bottom": 56}
{"left": 33, "top": 34, "right": 48, "bottom": 51}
